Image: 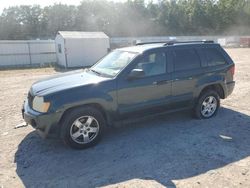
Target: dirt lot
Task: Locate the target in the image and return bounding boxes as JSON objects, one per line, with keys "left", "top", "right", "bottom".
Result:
{"left": 0, "top": 48, "right": 250, "bottom": 188}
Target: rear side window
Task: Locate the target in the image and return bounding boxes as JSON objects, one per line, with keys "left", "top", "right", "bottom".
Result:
{"left": 203, "top": 48, "right": 226, "bottom": 66}
{"left": 173, "top": 48, "right": 200, "bottom": 71}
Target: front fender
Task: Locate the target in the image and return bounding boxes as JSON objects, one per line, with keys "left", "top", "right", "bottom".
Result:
{"left": 46, "top": 83, "right": 117, "bottom": 124}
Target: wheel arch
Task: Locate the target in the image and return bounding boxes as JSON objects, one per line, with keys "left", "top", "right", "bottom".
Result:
{"left": 58, "top": 103, "right": 112, "bottom": 128}
{"left": 197, "top": 83, "right": 225, "bottom": 100}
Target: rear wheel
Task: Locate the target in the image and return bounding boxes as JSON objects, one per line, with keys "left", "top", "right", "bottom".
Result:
{"left": 60, "top": 107, "right": 105, "bottom": 149}
{"left": 194, "top": 90, "right": 220, "bottom": 119}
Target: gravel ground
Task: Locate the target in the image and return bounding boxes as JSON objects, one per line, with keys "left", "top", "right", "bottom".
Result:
{"left": 0, "top": 48, "right": 250, "bottom": 188}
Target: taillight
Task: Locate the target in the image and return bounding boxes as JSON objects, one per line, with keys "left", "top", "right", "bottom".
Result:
{"left": 229, "top": 65, "right": 235, "bottom": 76}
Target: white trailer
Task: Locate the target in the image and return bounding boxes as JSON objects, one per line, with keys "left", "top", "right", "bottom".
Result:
{"left": 55, "top": 31, "right": 110, "bottom": 68}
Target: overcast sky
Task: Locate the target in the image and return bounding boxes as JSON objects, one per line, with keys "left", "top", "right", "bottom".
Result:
{"left": 0, "top": 0, "right": 130, "bottom": 13}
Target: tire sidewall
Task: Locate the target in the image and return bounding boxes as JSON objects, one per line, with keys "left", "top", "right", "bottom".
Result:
{"left": 60, "top": 107, "right": 105, "bottom": 149}
{"left": 195, "top": 90, "right": 220, "bottom": 119}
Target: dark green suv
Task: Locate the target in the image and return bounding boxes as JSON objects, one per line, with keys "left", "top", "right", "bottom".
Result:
{"left": 22, "top": 41, "right": 235, "bottom": 149}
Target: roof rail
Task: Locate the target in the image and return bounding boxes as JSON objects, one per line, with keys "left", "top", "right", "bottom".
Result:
{"left": 135, "top": 40, "right": 214, "bottom": 46}
{"left": 164, "top": 40, "right": 214, "bottom": 46}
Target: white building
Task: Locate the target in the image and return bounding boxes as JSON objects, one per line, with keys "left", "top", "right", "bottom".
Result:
{"left": 55, "top": 31, "right": 110, "bottom": 68}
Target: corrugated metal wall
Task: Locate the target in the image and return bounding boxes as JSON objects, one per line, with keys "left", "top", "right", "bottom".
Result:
{"left": 0, "top": 40, "right": 56, "bottom": 68}
{"left": 110, "top": 36, "right": 242, "bottom": 48}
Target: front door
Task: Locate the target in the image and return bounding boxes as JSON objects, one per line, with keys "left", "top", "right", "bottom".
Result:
{"left": 117, "top": 50, "right": 172, "bottom": 118}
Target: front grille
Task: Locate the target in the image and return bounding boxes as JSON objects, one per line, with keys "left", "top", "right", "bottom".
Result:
{"left": 27, "top": 92, "right": 34, "bottom": 108}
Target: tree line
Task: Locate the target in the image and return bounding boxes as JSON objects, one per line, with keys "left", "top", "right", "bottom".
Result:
{"left": 0, "top": 0, "right": 250, "bottom": 40}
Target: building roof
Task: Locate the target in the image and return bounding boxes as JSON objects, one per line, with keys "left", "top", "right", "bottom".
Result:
{"left": 57, "top": 31, "right": 109, "bottom": 39}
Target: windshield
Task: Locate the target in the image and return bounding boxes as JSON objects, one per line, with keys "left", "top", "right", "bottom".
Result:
{"left": 90, "top": 50, "right": 138, "bottom": 77}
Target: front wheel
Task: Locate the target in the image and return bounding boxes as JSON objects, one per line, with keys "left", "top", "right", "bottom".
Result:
{"left": 60, "top": 107, "right": 105, "bottom": 149}
{"left": 194, "top": 90, "right": 220, "bottom": 119}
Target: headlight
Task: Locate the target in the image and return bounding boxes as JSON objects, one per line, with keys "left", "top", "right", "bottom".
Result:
{"left": 32, "top": 96, "right": 50, "bottom": 113}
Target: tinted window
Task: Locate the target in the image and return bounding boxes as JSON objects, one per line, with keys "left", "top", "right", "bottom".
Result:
{"left": 173, "top": 48, "right": 200, "bottom": 71}
{"left": 204, "top": 48, "right": 226, "bottom": 66}
{"left": 135, "top": 52, "right": 167, "bottom": 77}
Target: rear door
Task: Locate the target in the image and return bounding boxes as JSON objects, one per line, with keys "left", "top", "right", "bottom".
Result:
{"left": 171, "top": 46, "right": 203, "bottom": 109}
{"left": 116, "top": 49, "right": 172, "bottom": 117}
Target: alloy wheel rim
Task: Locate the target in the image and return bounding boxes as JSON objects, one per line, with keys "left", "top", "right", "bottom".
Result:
{"left": 70, "top": 116, "right": 99, "bottom": 144}
{"left": 201, "top": 96, "right": 217, "bottom": 117}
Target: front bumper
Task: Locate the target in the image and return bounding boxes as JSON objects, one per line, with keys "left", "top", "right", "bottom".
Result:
{"left": 22, "top": 100, "right": 62, "bottom": 138}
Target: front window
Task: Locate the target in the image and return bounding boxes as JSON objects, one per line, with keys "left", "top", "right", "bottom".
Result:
{"left": 134, "top": 51, "right": 167, "bottom": 77}
{"left": 90, "top": 50, "right": 138, "bottom": 77}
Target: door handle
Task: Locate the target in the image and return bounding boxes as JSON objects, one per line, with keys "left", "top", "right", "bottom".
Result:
{"left": 173, "top": 77, "right": 192, "bottom": 82}
{"left": 152, "top": 80, "right": 171, "bottom": 85}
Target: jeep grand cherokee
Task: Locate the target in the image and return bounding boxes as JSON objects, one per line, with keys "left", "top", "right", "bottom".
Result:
{"left": 22, "top": 40, "right": 235, "bottom": 149}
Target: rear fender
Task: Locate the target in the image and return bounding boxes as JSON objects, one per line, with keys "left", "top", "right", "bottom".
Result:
{"left": 194, "top": 75, "right": 225, "bottom": 99}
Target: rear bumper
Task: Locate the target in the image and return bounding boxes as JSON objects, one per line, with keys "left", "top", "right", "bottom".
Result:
{"left": 22, "top": 100, "right": 62, "bottom": 138}
{"left": 225, "top": 81, "right": 235, "bottom": 98}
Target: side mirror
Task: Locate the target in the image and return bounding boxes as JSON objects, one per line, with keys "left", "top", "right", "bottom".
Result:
{"left": 128, "top": 69, "right": 145, "bottom": 80}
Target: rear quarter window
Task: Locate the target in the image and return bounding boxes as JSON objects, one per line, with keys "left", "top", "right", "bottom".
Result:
{"left": 173, "top": 48, "right": 201, "bottom": 71}
{"left": 203, "top": 48, "right": 226, "bottom": 66}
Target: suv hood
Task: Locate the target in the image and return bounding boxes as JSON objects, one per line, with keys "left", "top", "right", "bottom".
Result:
{"left": 30, "top": 69, "right": 111, "bottom": 96}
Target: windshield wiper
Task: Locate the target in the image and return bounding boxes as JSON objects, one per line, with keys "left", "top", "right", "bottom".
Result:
{"left": 88, "top": 68, "right": 113, "bottom": 78}
{"left": 89, "top": 69, "right": 101, "bottom": 76}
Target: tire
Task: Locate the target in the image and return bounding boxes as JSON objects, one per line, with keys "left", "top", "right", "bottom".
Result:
{"left": 194, "top": 90, "right": 220, "bottom": 119}
{"left": 60, "top": 106, "right": 106, "bottom": 149}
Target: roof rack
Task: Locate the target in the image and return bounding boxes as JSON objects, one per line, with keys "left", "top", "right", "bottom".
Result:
{"left": 135, "top": 41, "right": 166, "bottom": 45}
{"left": 135, "top": 40, "right": 214, "bottom": 46}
